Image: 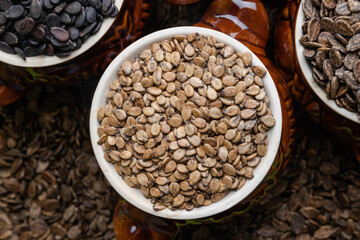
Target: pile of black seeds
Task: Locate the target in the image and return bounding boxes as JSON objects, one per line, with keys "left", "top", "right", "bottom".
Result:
{"left": 0, "top": 0, "right": 118, "bottom": 59}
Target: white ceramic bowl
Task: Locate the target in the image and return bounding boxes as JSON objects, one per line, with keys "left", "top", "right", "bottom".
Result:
{"left": 89, "top": 26, "right": 283, "bottom": 220}
{"left": 295, "top": 1, "right": 360, "bottom": 124}
{"left": 0, "top": 0, "right": 123, "bottom": 68}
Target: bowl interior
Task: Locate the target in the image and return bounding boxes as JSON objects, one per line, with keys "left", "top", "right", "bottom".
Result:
{"left": 89, "top": 26, "right": 283, "bottom": 220}
{"left": 295, "top": 1, "right": 360, "bottom": 124}
{"left": 0, "top": 0, "right": 124, "bottom": 68}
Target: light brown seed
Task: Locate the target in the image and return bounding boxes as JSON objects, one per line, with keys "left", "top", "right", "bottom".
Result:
{"left": 173, "top": 194, "right": 185, "bottom": 207}
{"left": 209, "top": 108, "right": 223, "bottom": 119}
{"left": 223, "top": 163, "right": 236, "bottom": 176}
{"left": 173, "top": 149, "right": 185, "bottom": 161}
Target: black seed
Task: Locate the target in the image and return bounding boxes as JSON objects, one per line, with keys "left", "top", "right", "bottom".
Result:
{"left": 74, "top": 9, "right": 85, "bottom": 28}
{"left": 55, "top": 50, "right": 71, "bottom": 57}
{"left": 46, "top": 13, "right": 60, "bottom": 27}
{"left": 0, "top": 0, "right": 12, "bottom": 11}
{"left": 14, "top": 17, "right": 35, "bottom": 35}
{"left": 0, "top": 12, "right": 7, "bottom": 25}
{"left": 2, "top": 32, "right": 18, "bottom": 45}
{"left": 50, "top": 26, "right": 69, "bottom": 42}
{"left": 65, "top": 2, "right": 81, "bottom": 15}
{"left": 67, "top": 26, "right": 79, "bottom": 41}
{"left": 5, "top": 5, "right": 25, "bottom": 20}
{"left": 0, "top": 41, "right": 15, "bottom": 53}
{"left": 28, "top": 38, "right": 40, "bottom": 46}
{"left": 23, "top": 45, "right": 40, "bottom": 56}
{"left": 79, "top": 21, "right": 96, "bottom": 37}
{"left": 21, "top": 0, "right": 31, "bottom": 7}
{"left": 81, "top": 33, "right": 90, "bottom": 42}
{"left": 50, "top": 35, "right": 70, "bottom": 47}
{"left": 101, "top": 0, "right": 111, "bottom": 12}
{"left": 30, "top": 0, "right": 42, "bottom": 19}
{"left": 14, "top": 47, "right": 26, "bottom": 60}
{"left": 58, "top": 41, "right": 76, "bottom": 51}
{"left": 43, "top": 43, "right": 54, "bottom": 55}
{"left": 74, "top": 38, "right": 82, "bottom": 50}
{"left": 91, "top": 20, "right": 101, "bottom": 34}
{"left": 110, "top": 5, "right": 118, "bottom": 17}
{"left": 43, "top": 0, "right": 54, "bottom": 10}
{"left": 54, "top": 2, "right": 67, "bottom": 14}
{"left": 37, "top": 42, "right": 46, "bottom": 53}
{"left": 31, "top": 26, "right": 46, "bottom": 39}
{"left": 86, "top": 6, "right": 96, "bottom": 23}
{"left": 59, "top": 12, "right": 71, "bottom": 24}
{"left": 102, "top": 3, "right": 113, "bottom": 16}
{"left": 50, "top": 0, "right": 60, "bottom": 5}
{"left": 88, "top": 0, "right": 101, "bottom": 9}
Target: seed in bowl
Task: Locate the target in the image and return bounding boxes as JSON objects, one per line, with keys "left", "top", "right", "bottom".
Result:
{"left": 97, "top": 33, "right": 276, "bottom": 211}
{"left": 0, "top": 0, "right": 118, "bottom": 59}
{"left": 300, "top": 0, "right": 360, "bottom": 117}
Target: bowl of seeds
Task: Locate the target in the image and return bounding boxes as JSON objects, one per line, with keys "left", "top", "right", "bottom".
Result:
{"left": 0, "top": 0, "right": 122, "bottom": 67}
{"left": 90, "top": 26, "right": 282, "bottom": 219}
{"left": 295, "top": 0, "right": 360, "bottom": 123}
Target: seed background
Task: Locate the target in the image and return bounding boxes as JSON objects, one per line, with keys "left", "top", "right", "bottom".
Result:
{"left": 0, "top": 0, "right": 359, "bottom": 239}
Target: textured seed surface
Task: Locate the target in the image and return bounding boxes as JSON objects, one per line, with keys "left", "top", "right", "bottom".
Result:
{"left": 98, "top": 33, "right": 276, "bottom": 211}
{"left": 301, "top": 0, "right": 360, "bottom": 117}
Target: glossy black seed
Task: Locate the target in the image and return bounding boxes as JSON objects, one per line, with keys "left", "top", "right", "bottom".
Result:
{"left": 28, "top": 37, "right": 40, "bottom": 46}
{"left": 50, "top": 26, "right": 69, "bottom": 42}
{"left": 37, "top": 42, "right": 46, "bottom": 53}
{"left": 65, "top": 2, "right": 81, "bottom": 15}
{"left": 69, "top": 15, "right": 76, "bottom": 24}
{"left": 2, "top": 32, "right": 18, "bottom": 45}
{"left": 0, "top": 0, "right": 12, "bottom": 11}
{"left": 110, "top": 5, "right": 118, "bottom": 17}
{"left": 88, "top": 0, "right": 101, "bottom": 9}
{"left": 55, "top": 50, "right": 71, "bottom": 57}
{"left": 91, "top": 20, "right": 101, "bottom": 34}
{"left": 0, "top": 12, "right": 7, "bottom": 25}
{"left": 74, "top": 9, "right": 85, "bottom": 28}
{"left": 43, "top": 43, "right": 54, "bottom": 55}
{"left": 74, "top": 38, "right": 82, "bottom": 50}
{"left": 58, "top": 41, "right": 76, "bottom": 51}
{"left": 42, "top": 0, "right": 54, "bottom": 10}
{"left": 14, "top": 17, "right": 35, "bottom": 35}
{"left": 86, "top": 6, "right": 96, "bottom": 23}
{"left": 14, "top": 47, "right": 26, "bottom": 60}
{"left": 50, "top": 35, "right": 70, "bottom": 47}
{"left": 102, "top": 3, "right": 113, "bottom": 16}
{"left": 67, "top": 26, "right": 79, "bottom": 40}
{"left": 81, "top": 33, "right": 89, "bottom": 42}
{"left": 5, "top": 5, "right": 25, "bottom": 20}
{"left": 59, "top": 12, "right": 71, "bottom": 24}
{"left": 79, "top": 21, "right": 96, "bottom": 37}
{"left": 31, "top": 26, "right": 46, "bottom": 39}
{"left": 54, "top": 1, "right": 66, "bottom": 14}
{"left": 23, "top": 45, "right": 40, "bottom": 56}
{"left": 30, "top": 0, "right": 42, "bottom": 19}
{"left": 46, "top": 13, "right": 60, "bottom": 27}
{"left": 101, "top": 0, "right": 111, "bottom": 12}
{"left": 50, "top": 0, "right": 60, "bottom": 5}
{"left": 0, "top": 41, "right": 15, "bottom": 53}
{"left": 21, "top": 0, "right": 31, "bottom": 7}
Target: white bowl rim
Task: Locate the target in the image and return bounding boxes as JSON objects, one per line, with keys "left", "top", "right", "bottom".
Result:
{"left": 0, "top": 0, "right": 124, "bottom": 68}
{"left": 89, "top": 26, "right": 283, "bottom": 220}
{"left": 295, "top": 1, "right": 360, "bottom": 124}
